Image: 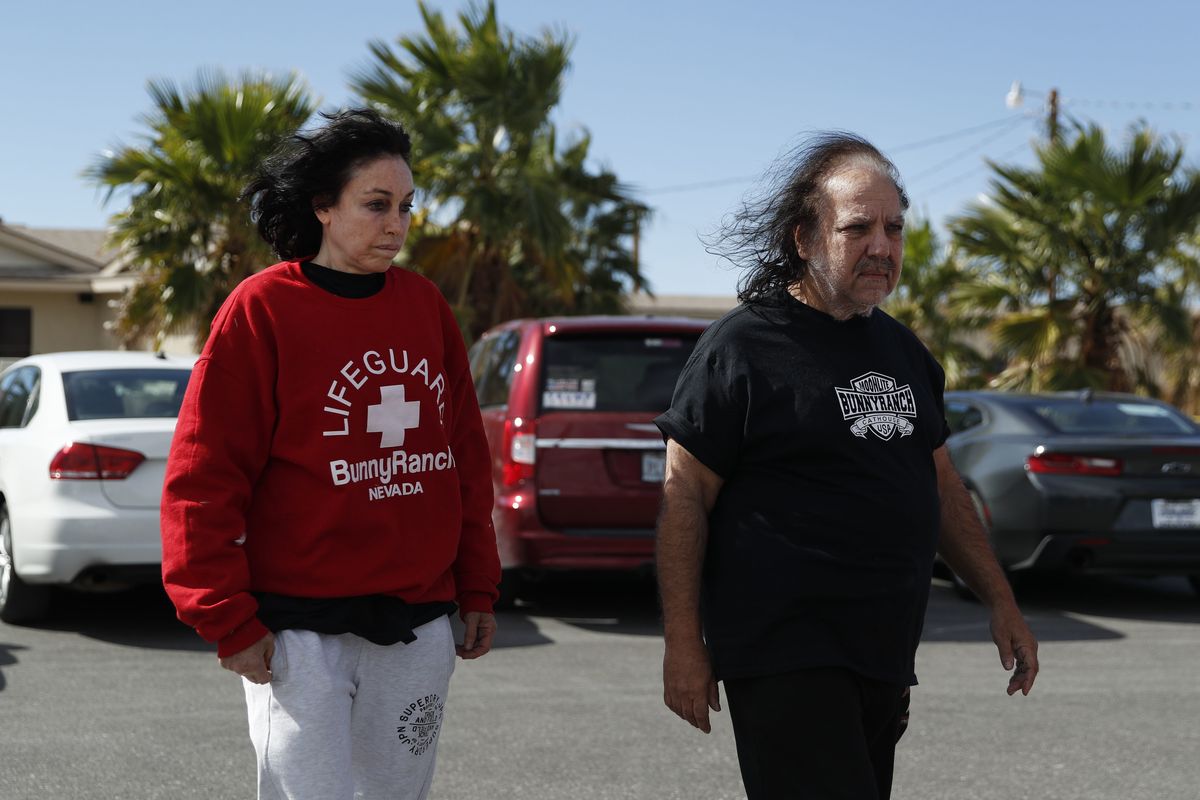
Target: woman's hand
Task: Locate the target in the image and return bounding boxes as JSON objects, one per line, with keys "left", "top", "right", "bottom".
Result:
{"left": 456, "top": 612, "right": 496, "bottom": 659}
{"left": 220, "top": 633, "right": 275, "bottom": 684}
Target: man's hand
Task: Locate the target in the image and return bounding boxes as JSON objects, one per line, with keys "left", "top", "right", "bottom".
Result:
{"left": 456, "top": 611, "right": 496, "bottom": 659}
{"left": 663, "top": 638, "right": 721, "bottom": 733}
{"left": 657, "top": 440, "right": 725, "bottom": 734}
{"left": 991, "top": 605, "right": 1039, "bottom": 696}
{"left": 934, "top": 446, "right": 1040, "bottom": 697}
{"left": 220, "top": 632, "right": 275, "bottom": 684}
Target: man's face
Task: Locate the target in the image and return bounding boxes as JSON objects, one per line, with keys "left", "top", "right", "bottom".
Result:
{"left": 794, "top": 166, "right": 904, "bottom": 318}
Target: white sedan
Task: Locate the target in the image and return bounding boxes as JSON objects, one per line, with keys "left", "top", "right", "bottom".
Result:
{"left": 0, "top": 351, "right": 195, "bottom": 623}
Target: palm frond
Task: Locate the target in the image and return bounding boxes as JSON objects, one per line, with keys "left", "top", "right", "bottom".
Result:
{"left": 84, "top": 71, "right": 316, "bottom": 347}
{"left": 350, "top": 2, "right": 644, "bottom": 337}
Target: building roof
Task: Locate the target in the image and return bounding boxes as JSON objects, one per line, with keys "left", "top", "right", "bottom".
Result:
{"left": 0, "top": 221, "right": 135, "bottom": 294}
{"left": 0, "top": 263, "right": 81, "bottom": 279}
{"left": 6, "top": 225, "right": 115, "bottom": 264}
{"left": 623, "top": 292, "right": 737, "bottom": 320}
{"left": 0, "top": 222, "right": 740, "bottom": 316}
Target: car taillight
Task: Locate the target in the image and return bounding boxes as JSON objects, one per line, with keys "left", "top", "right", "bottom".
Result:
{"left": 1025, "top": 452, "right": 1122, "bottom": 477}
{"left": 502, "top": 418, "right": 536, "bottom": 488}
{"left": 49, "top": 443, "right": 145, "bottom": 480}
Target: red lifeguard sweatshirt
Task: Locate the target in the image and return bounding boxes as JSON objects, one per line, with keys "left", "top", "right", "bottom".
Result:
{"left": 161, "top": 262, "right": 500, "bottom": 657}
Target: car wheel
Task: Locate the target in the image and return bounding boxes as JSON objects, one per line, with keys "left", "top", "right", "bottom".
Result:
{"left": 0, "top": 506, "right": 51, "bottom": 624}
{"left": 496, "top": 568, "right": 524, "bottom": 610}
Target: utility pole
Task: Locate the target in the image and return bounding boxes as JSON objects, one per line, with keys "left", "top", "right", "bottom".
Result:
{"left": 1047, "top": 87, "right": 1060, "bottom": 143}
{"left": 1044, "top": 87, "right": 1060, "bottom": 309}
{"left": 632, "top": 212, "right": 640, "bottom": 272}
{"left": 1006, "top": 81, "right": 1060, "bottom": 143}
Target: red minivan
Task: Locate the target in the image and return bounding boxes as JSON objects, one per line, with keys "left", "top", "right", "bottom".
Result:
{"left": 467, "top": 316, "right": 711, "bottom": 604}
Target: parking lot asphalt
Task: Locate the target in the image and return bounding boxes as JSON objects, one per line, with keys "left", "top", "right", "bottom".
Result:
{"left": 1, "top": 573, "right": 1197, "bottom": 799}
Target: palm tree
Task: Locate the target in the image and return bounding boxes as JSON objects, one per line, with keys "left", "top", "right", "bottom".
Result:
{"left": 886, "top": 218, "right": 991, "bottom": 388}
{"left": 949, "top": 124, "right": 1200, "bottom": 393}
{"left": 1154, "top": 238, "right": 1200, "bottom": 414}
{"left": 86, "top": 70, "right": 316, "bottom": 348}
{"left": 351, "top": 1, "right": 647, "bottom": 338}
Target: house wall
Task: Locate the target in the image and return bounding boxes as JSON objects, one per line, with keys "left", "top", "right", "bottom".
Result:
{"left": 0, "top": 289, "right": 121, "bottom": 356}
{"left": 156, "top": 332, "right": 200, "bottom": 356}
{"left": 22, "top": 291, "right": 122, "bottom": 352}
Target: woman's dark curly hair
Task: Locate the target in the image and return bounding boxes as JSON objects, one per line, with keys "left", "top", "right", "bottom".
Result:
{"left": 708, "top": 131, "right": 908, "bottom": 304}
{"left": 243, "top": 108, "right": 412, "bottom": 260}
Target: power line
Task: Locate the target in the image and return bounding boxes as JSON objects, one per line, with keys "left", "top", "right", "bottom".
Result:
{"left": 1066, "top": 97, "right": 1196, "bottom": 111}
{"left": 641, "top": 114, "right": 1029, "bottom": 196}
{"left": 886, "top": 114, "right": 1027, "bottom": 154}
{"left": 642, "top": 175, "right": 758, "bottom": 195}
{"left": 1012, "top": 84, "right": 1198, "bottom": 113}
{"left": 917, "top": 139, "right": 1033, "bottom": 199}
{"left": 646, "top": 91, "right": 1199, "bottom": 198}
{"left": 905, "top": 116, "right": 1031, "bottom": 183}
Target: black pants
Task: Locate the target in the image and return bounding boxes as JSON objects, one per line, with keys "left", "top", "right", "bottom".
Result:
{"left": 723, "top": 667, "right": 908, "bottom": 800}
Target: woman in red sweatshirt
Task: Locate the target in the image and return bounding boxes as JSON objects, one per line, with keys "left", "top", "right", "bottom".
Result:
{"left": 160, "top": 108, "right": 500, "bottom": 800}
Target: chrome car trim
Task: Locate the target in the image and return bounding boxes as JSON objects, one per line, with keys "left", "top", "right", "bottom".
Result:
{"left": 559, "top": 527, "right": 656, "bottom": 538}
{"left": 1009, "top": 537, "right": 1054, "bottom": 570}
{"left": 535, "top": 437, "right": 666, "bottom": 451}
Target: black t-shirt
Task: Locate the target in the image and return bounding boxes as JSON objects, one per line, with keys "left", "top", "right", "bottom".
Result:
{"left": 655, "top": 291, "right": 951, "bottom": 686}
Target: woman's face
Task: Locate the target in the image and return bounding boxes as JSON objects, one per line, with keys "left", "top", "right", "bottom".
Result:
{"left": 313, "top": 155, "right": 414, "bottom": 274}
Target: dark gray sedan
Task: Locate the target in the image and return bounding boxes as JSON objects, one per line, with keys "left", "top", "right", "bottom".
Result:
{"left": 944, "top": 390, "right": 1200, "bottom": 595}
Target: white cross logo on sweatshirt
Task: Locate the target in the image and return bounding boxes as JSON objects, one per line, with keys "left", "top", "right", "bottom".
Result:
{"left": 366, "top": 384, "right": 421, "bottom": 448}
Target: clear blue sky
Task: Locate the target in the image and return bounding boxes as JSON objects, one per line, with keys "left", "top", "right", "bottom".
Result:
{"left": 2, "top": 0, "right": 1198, "bottom": 296}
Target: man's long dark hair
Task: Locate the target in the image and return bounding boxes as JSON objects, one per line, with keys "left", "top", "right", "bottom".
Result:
{"left": 708, "top": 132, "right": 909, "bottom": 304}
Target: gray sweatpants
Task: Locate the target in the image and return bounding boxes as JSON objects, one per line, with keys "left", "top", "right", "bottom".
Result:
{"left": 242, "top": 617, "right": 456, "bottom": 800}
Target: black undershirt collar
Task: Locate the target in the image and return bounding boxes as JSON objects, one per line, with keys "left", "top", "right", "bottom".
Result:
{"left": 301, "top": 260, "right": 386, "bottom": 299}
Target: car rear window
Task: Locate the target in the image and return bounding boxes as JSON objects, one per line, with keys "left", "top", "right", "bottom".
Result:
{"left": 540, "top": 333, "right": 700, "bottom": 413}
{"left": 63, "top": 369, "right": 192, "bottom": 421}
{"left": 1027, "top": 399, "right": 1198, "bottom": 435}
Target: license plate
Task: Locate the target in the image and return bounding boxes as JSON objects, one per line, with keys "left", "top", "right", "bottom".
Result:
{"left": 1151, "top": 499, "right": 1200, "bottom": 528}
{"left": 641, "top": 451, "right": 665, "bottom": 483}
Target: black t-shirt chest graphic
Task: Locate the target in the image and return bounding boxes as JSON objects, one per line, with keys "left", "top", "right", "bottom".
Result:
{"left": 656, "top": 293, "right": 952, "bottom": 685}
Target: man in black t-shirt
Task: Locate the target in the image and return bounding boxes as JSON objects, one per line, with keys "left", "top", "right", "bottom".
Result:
{"left": 654, "top": 133, "right": 1038, "bottom": 800}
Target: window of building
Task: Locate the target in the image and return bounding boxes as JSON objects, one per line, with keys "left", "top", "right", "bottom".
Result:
{"left": 0, "top": 308, "right": 32, "bottom": 359}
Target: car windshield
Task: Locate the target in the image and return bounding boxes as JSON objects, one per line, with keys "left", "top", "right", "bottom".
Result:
{"left": 540, "top": 333, "right": 700, "bottom": 413}
{"left": 1027, "top": 399, "right": 1198, "bottom": 436}
{"left": 63, "top": 369, "right": 192, "bottom": 421}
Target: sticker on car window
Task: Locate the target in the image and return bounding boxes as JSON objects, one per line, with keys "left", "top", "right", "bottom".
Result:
{"left": 1116, "top": 404, "right": 1170, "bottom": 417}
{"left": 545, "top": 377, "right": 597, "bottom": 392}
{"left": 543, "top": 390, "right": 597, "bottom": 409}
